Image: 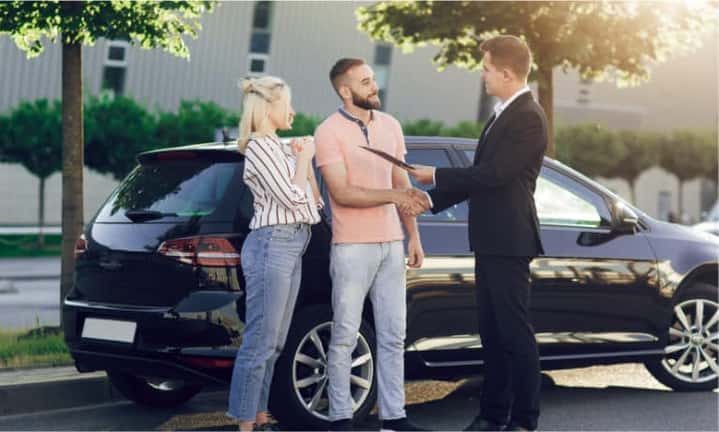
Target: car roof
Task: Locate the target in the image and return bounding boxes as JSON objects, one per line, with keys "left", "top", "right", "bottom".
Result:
{"left": 138, "top": 136, "right": 561, "bottom": 167}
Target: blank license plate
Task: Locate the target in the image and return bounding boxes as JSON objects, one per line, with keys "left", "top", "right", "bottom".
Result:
{"left": 81, "top": 318, "right": 136, "bottom": 343}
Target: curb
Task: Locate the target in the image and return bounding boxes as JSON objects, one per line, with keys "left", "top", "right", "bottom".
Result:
{"left": 0, "top": 372, "right": 125, "bottom": 417}
{"left": 0, "top": 367, "right": 227, "bottom": 417}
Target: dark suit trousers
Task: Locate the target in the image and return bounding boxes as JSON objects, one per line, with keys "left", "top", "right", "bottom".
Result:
{"left": 475, "top": 254, "right": 540, "bottom": 430}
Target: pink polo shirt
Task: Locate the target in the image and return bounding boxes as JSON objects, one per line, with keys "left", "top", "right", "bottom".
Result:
{"left": 314, "top": 109, "right": 406, "bottom": 244}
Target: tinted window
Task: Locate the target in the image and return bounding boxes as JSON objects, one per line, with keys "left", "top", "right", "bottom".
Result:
{"left": 406, "top": 148, "right": 468, "bottom": 222}
{"left": 96, "top": 161, "right": 242, "bottom": 223}
{"left": 537, "top": 168, "right": 611, "bottom": 228}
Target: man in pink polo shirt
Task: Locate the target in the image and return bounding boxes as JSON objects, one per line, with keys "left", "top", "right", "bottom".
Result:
{"left": 314, "top": 58, "right": 426, "bottom": 432}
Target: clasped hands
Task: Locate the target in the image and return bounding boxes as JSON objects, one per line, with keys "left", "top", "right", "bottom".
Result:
{"left": 395, "top": 187, "right": 431, "bottom": 216}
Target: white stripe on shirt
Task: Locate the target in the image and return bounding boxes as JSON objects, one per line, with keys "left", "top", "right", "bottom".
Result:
{"left": 243, "top": 135, "right": 321, "bottom": 229}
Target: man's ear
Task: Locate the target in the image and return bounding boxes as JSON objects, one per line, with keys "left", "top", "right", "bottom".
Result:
{"left": 338, "top": 84, "right": 351, "bottom": 101}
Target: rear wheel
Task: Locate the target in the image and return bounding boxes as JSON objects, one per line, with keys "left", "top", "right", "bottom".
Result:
{"left": 108, "top": 371, "right": 204, "bottom": 408}
{"left": 645, "top": 284, "right": 719, "bottom": 391}
{"left": 270, "top": 305, "right": 377, "bottom": 430}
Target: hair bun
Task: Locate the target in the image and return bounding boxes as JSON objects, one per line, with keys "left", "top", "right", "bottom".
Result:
{"left": 240, "top": 77, "right": 254, "bottom": 95}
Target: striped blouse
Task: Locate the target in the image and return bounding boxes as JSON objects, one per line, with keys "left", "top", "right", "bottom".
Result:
{"left": 243, "top": 135, "right": 322, "bottom": 230}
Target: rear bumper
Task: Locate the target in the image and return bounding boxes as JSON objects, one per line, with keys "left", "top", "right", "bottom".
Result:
{"left": 63, "top": 293, "right": 243, "bottom": 384}
{"left": 70, "top": 348, "right": 229, "bottom": 385}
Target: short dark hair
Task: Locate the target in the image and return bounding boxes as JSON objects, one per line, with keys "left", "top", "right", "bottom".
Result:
{"left": 329, "top": 58, "right": 366, "bottom": 95}
{"left": 479, "top": 35, "right": 532, "bottom": 79}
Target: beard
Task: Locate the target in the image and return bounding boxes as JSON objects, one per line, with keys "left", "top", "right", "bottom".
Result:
{"left": 352, "top": 90, "right": 381, "bottom": 110}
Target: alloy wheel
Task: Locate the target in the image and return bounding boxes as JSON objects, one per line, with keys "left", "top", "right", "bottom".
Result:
{"left": 291, "top": 322, "right": 374, "bottom": 421}
{"left": 661, "top": 298, "right": 719, "bottom": 384}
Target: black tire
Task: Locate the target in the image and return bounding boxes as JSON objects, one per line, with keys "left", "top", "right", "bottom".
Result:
{"left": 645, "top": 283, "right": 718, "bottom": 391}
{"left": 269, "top": 304, "right": 377, "bottom": 430}
{"left": 107, "top": 370, "right": 204, "bottom": 408}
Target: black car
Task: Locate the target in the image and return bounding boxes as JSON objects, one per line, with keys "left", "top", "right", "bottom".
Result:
{"left": 63, "top": 137, "right": 719, "bottom": 428}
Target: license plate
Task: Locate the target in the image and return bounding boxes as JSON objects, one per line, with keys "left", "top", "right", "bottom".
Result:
{"left": 81, "top": 318, "right": 136, "bottom": 343}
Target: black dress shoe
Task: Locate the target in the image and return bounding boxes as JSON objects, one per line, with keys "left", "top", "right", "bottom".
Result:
{"left": 330, "top": 418, "right": 354, "bottom": 431}
{"left": 463, "top": 416, "right": 507, "bottom": 431}
{"left": 381, "top": 417, "right": 428, "bottom": 431}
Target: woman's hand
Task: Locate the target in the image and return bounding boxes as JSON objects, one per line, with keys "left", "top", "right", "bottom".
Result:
{"left": 291, "top": 136, "right": 315, "bottom": 159}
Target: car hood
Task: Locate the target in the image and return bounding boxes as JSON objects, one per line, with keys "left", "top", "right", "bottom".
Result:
{"left": 692, "top": 221, "right": 719, "bottom": 236}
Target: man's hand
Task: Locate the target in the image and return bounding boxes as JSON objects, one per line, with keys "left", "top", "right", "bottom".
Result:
{"left": 406, "top": 235, "right": 425, "bottom": 268}
{"left": 395, "top": 188, "right": 430, "bottom": 216}
{"left": 409, "top": 165, "right": 435, "bottom": 185}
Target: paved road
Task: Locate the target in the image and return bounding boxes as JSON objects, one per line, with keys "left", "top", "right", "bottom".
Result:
{"left": 0, "top": 257, "right": 61, "bottom": 329}
{"left": 0, "top": 364, "right": 716, "bottom": 431}
{"left": 0, "top": 279, "right": 60, "bottom": 329}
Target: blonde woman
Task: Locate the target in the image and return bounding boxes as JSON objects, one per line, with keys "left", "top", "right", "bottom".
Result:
{"left": 227, "top": 76, "right": 322, "bottom": 431}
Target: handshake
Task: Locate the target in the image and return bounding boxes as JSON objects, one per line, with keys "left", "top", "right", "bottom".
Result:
{"left": 394, "top": 187, "right": 431, "bottom": 217}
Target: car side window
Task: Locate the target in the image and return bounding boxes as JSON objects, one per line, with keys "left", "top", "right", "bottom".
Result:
{"left": 405, "top": 148, "right": 468, "bottom": 222}
{"left": 536, "top": 168, "right": 611, "bottom": 228}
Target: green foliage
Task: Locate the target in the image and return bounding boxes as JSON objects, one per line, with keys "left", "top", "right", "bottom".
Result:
{"left": 402, "top": 118, "right": 445, "bottom": 136}
{"left": 0, "top": 99, "right": 62, "bottom": 179}
{"left": 85, "top": 92, "right": 159, "bottom": 180}
{"left": 444, "top": 121, "right": 483, "bottom": 138}
{"left": 401, "top": 119, "right": 484, "bottom": 138}
{"left": 0, "top": 1, "right": 215, "bottom": 59}
{"left": 555, "top": 124, "right": 627, "bottom": 178}
{"left": 278, "top": 113, "right": 322, "bottom": 138}
{"left": 155, "top": 100, "right": 237, "bottom": 148}
{"left": 357, "top": 1, "right": 716, "bottom": 86}
{"left": 659, "top": 129, "right": 716, "bottom": 182}
{"left": 0, "top": 327, "right": 71, "bottom": 368}
{"left": 607, "top": 130, "right": 660, "bottom": 183}
{"left": 0, "top": 234, "right": 62, "bottom": 258}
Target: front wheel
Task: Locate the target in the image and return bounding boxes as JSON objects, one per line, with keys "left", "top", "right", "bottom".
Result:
{"left": 645, "top": 284, "right": 718, "bottom": 391}
{"left": 269, "top": 305, "right": 377, "bottom": 429}
{"left": 107, "top": 371, "right": 204, "bottom": 408}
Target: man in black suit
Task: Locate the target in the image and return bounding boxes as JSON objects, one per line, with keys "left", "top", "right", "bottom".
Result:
{"left": 410, "top": 35, "right": 547, "bottom": 431}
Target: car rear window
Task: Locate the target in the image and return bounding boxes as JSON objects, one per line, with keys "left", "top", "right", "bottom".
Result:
{"left": 95, "top": 160, "right": 242, "bottom": 223}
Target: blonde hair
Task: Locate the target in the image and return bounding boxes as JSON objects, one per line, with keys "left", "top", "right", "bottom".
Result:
{"left": 237, "top": 76, "right": 291, "bottom": 153}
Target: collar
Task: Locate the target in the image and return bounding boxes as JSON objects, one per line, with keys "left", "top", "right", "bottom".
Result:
{"left": 494, "top": 86, "right": 531, "bottom": 117}
{"left": 338, "top": 107, "right": 373, "bottom": 126}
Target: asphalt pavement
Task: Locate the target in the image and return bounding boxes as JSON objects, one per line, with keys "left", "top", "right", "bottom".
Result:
{"left": 0, "top": 257, "right": 60, "bottom": 329}
{"left": 0, "top": 364, "right": 716, "bottom": 431}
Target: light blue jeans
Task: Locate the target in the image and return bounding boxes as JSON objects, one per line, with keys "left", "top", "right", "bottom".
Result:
{"left": 327, "top": 241, "right": 407, "bottom": 421}
{"left": 226, "top": 223, "right": 311, "bottom": 421}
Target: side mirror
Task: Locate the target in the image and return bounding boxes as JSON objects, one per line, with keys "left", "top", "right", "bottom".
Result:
{"left": 612, "top": 201, "right": 639, "bottom": 234}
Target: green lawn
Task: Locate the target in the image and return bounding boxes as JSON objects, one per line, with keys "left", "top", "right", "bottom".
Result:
{"left": 0, "top": 326, "right": 72, "bottom": 369}
{"left": 0, "top": 234, "right": 62, "bottom": 258}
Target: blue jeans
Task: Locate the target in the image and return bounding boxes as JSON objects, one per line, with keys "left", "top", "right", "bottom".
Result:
{"left": 226, "top": 223, "right": 311, "bottom": 421}
{"left": 327, "top": 241, "right": 407, "bottom": 421}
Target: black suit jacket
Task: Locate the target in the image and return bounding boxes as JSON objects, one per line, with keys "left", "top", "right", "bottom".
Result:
{"left": 428, "top": 92, "right": 547, "bottom": 257}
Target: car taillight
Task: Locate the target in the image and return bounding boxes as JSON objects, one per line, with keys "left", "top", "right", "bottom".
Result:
{"left": 157, "top": 236, "right": 241, "bottom": 267}
{"left": 74, "top": 234, "right": 87, "bottom": 258}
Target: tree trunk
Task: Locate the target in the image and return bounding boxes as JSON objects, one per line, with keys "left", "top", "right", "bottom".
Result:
{"left": 60, "top": 24, "right": 84, "bottom": 324}
{"left": 677, "top": 179, "right": 684, "bottom": 222}
{"left": 537, "top": 65, "right": 555, "bottom": 157}
{"left": 37, "top": 177, "right": 45, "bottom": 249}
{"left": 629, "top": 179, "right": 637, "bottom": 206}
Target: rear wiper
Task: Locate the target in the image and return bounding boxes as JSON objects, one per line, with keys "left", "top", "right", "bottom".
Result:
{"left": 124, "top": 210, "right": 178, "bottom": 222}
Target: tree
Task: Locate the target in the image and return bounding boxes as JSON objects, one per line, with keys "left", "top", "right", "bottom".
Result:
{"left": 85, "top": 93, "right": 159, "bottom": 180}
{"left": 357, "top": 1, "right": 717, "bottom": 156}
{"left": 606, "top": 130, "right": 659, "bottom": 204}
{"left": 658, "top": 129, "right": 716, "bottom": 216}
{"left": 555, "top": 123, "right": 625, "bottom": 178}
{"left": 155, "top": 100, "right": 236, "bottom": 148}
{"left": 0, "top": 0, "right": 215, "bottom": 320}
{"left": 0, "top": 100, "right": 62, "bottom": 247}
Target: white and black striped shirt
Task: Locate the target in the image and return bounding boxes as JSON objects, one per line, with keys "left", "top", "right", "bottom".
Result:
{"left": 243, "top": 135, "right": 322, "bottom": 230}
